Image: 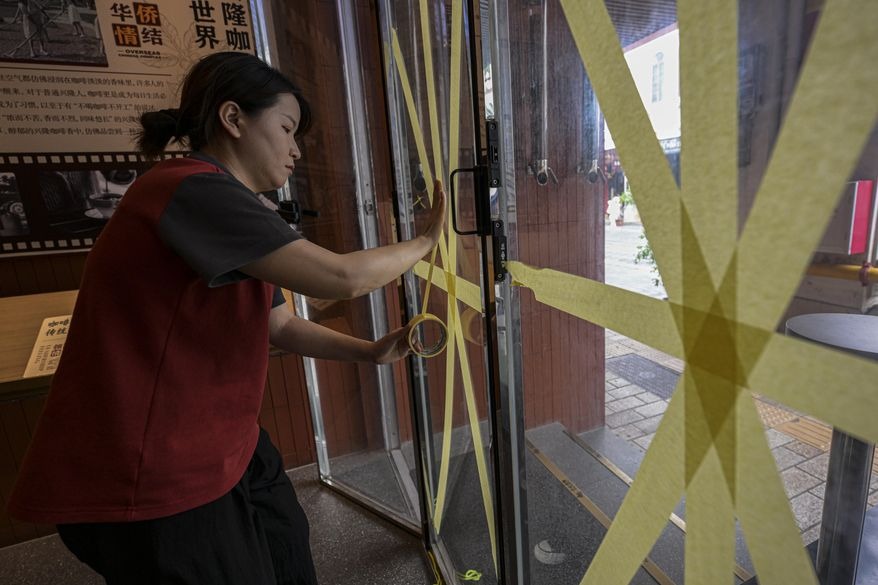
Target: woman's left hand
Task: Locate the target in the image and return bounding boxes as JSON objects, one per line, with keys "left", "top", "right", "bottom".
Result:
{"left": 371, "top": 324, "right": 413, "bottom": 364}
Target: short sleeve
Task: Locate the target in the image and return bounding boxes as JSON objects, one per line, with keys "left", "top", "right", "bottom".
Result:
{"left": 158, "top": 172, "right": 301, "bottom": 287}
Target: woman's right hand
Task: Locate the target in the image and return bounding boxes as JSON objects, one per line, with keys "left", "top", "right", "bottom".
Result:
{"left": 423, "top": 180, "right": 447, "bottom": 248}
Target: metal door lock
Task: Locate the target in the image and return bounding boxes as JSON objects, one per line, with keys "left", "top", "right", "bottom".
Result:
{"left": 493, "top": 220, "right": 507, "bottom": 282}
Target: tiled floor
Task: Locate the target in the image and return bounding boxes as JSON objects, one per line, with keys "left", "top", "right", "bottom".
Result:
{"left": 604, "top": 219, "right": 878, "bottom": 545}
{"left": 603, "top": 329, "right": 878, "bottom": 545}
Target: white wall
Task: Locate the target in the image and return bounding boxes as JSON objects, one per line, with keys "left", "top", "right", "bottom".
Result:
{"left": 605, "top": 28, "right": 680, "bottom": 149}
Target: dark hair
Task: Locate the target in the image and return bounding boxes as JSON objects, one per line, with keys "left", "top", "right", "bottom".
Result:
{"left": 136, "top": 52, "right": 312, "bottom": 159}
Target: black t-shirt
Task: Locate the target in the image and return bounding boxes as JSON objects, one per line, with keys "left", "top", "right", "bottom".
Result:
{"left": 158, "top": 152, "right": 300, "bottom": 307}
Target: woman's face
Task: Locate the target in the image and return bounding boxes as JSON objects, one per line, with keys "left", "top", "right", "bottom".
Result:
{"left": 236, "top": 93, "right": 302, "bottom": 192}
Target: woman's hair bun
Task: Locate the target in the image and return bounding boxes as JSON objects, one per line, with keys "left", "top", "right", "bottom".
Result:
{"left": 156, "top": 108, "right": 181, "bottom": 125}
{"left": 136, "top": 108, "right": 184, "bottom": 159}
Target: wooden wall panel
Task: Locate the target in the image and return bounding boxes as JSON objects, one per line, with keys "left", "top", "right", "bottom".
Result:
{"left": 273, "top": 0, "right": 376, "bottom": 461}
{"left": 282, "top": 354, "right": 317, "bottom": 466}
{"left": 0, "top": 392, "right": 56, "bottom": 548}
{"left": 270, "top": 0, "right": 412, "bottom": 459}
{"left": 261, "top": 354, "right": 316, "bottom": 469}
{"left": 509, "top": 0, "right": 606, "bottom": 434}
{"left": 0, "top": 252, "right": 88, "bottom": 298}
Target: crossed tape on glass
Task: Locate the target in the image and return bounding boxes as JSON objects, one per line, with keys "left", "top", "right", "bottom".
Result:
{"left": 389, "top": 2, "right": 498, "bottom": 574}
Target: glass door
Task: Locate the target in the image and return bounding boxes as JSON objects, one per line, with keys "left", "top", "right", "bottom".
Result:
{"left": 261, "top": 0, "right": 424, "bottom": 533}
{"left": 264, "top": 0, "right": 508, "bottom": 565}
{"left": 379, "top": 1, "right": 507, "bottom": 582}
{"left": 485, "top": 0, "right": 878, "bottom": 584}
{"left": 374, "top": 0, "right": 878, "bottom": 583}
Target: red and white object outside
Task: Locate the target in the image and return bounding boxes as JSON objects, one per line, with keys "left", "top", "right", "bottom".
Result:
{"left": 817, "top": 180, "right": 874, "bottom": 256}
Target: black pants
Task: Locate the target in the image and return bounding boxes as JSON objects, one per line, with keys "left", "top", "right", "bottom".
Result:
{"left": 57, "top": 429, "right": 318, "bottom": 585}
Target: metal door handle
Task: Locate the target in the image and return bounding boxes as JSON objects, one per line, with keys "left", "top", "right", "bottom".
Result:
{"left": 450, "top": 166, "right": 481, "bottom": 236}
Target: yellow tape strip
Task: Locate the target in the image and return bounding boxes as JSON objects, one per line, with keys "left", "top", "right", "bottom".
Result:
{"left": 415, "top": 261, "right": 482, "bottom": 312}
{"left": 426, "top": 0, "right": 466, "bottom": 536}
{"left": 453, "top": 289, "right": 498, "bottom": 571}
{"left": 419, "top": 0, "right": 445, "bottom": 183}
{"left": 427, "top": 550, "right": 443, "bottom": 585}
{"left": 421, "top": 247, "right": 439, "bottom": 314}
{"left": 678, "top": 0, "right": 738, "bottom": 296}
{"left": 422, "top": 0, "right": 460, "bottom": 509}
{"left": 506, "top": 261, "right": 682, "bottom": 357}
{"left": 478, "top": 260, "right": 878, "bottom": 446}
{"left": 449, "top": 0, "right": 462, "bottom": 179}
{"left": 391, "top": 30, "right": 436, "bottom": 196}
{"left": 433, "top": 289, "right": 457, "bottom": 531}
{"left": 751, "top": 334, "right": 878, "bottom": 445}
{"left": 684, "top": 369, "right": 738, "bottom": 584}
{"left": 391, "top": 8, "right": 498, "bottom": 572}
{"left": 440, "top": 0, "right": 467, "bottom": 531}
{"left": 677, "top": 2, "right": 740, "bottom": 581}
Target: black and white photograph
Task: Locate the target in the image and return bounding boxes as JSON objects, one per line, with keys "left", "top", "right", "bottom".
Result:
{"left": 38, "top": 168, "right": 136, "bottom": 235}
{"left": 0, "top": 172, "right": 29, "bottom": 237}
{"left": 0, "top": 0, "right": 107, "bottom": 66}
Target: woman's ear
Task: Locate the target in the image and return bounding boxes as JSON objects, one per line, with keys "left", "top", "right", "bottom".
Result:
{"left": 217, "top": 101, "right": 243, "bottom": 139}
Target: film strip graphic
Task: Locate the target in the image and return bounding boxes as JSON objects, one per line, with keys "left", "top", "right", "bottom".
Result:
{"left": 0, "top": 150, "right": 186, "bottom": 256}
{"left": 0, "top": 151, "right": 186, "bottom": 166}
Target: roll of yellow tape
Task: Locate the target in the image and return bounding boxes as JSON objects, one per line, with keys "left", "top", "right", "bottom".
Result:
{"left": 407, "top": 313, "right": 448, "bottom": 358}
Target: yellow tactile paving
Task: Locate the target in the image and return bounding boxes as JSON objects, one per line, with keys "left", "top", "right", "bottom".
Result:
{"left": 754, "top": 398, "right": 800, "bottom": 429}
{"left": 776, "top": 418, "right": 833, "bottom": 452}
{"left": 775, "top": 417, "right": 878, "bottom": 476}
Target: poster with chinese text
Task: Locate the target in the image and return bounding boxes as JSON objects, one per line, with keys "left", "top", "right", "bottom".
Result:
{"left": 0, "top": 0, "right": 256, "bottom": 256}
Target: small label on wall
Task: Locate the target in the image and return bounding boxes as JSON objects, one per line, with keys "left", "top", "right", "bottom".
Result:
{"left": 22, "top": 315, "right": 72, "bottom": 379}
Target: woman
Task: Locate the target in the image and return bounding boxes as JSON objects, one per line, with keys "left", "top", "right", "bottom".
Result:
{"left": 7, "top": 52, "right": 446, "bottom": 585}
